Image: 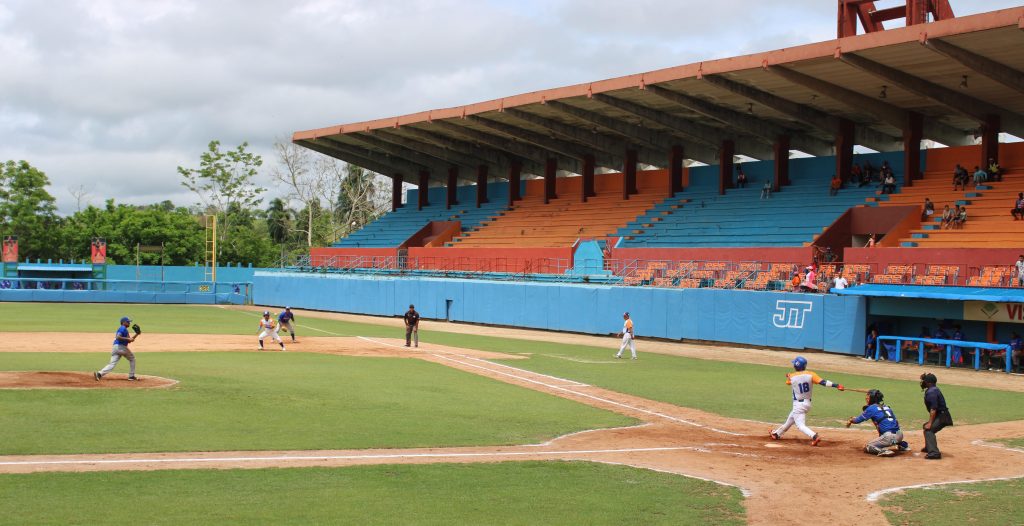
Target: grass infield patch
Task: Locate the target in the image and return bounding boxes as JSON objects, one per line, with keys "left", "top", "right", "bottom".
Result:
{"left": 0, "top": 352, "right": 633, "bottom": 455}
{"left": 0, "top": 462, "right": 746, "bottom": 525}
{"left": 879, "top": 477, "right": 1024, "bottom": 526}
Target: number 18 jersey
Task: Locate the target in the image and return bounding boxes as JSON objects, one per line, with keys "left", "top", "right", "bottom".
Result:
{"left": 786, "top": 371, "right": 823, "bottom": 401}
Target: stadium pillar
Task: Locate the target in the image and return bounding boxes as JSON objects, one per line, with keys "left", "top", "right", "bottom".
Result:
{"left": 544, "top": 158, "right": 557, "bottom": 204}
{"left": 582, "top": 154, "right": 595, "bottom": 203}
{"left": 669, "top": 145, "right": 684, "bottom": 195}
{"left": 508, "top": 160, "right": 522, "bottom": 207}
{"left": 718, "top": 139, "right": 734, "bottom": 195}
{"left": 903, "top": 112, "right": 923, "bottom": 188}
{"left": 980, "top": 114, "right": 1001, "bottom": 172}
{"left": 623, "top": 148, "right": 638, "bottom": 200}
{"left": 475, "top": 165, "right": 488, "bottom": 208}
{"left": 417, "top": 170, "right": 429, "bottom": 210}
{"left": 391, "top": 174, "right": 403, "bottom": 212}
{"left": 446, "top": 167, "right": 458, "bottom": 209}
{"left": 773, "top": 135, "right": 790, "bottom": 190}
{"left": 835, "top": 119, "right": 854, "bottom": 186}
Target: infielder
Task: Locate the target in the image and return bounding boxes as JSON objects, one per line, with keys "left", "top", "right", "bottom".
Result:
{"left": 845, "top": 389, "right": 910, "bottom": 456}
{"left": 258, "top": 310, "right": 286, "bottom": 351}
{"left": 770, "top": 356, "right": 844, "bottom": 446}
{"left": 278, "top": 307, "right": 296, "bottom": 343}
{"left": 94, "top": 316, "right": 138, "bottom": 381}
{"left": 614, "top": 312, "right": 636, "bottom": 359}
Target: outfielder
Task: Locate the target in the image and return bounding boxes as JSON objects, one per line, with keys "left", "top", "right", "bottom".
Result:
{"left": 770, "top": 356, "right": 844, "bottom": 446}
{"left": 258, "top": 311, "right": 286, "bottom": 351}
{"left": 94, "top": 316, "right": 139, "bottom": 381}
{"left": 278, "top": 307, "right": 296, "bottom": 343}
{"left": 845, "top": 389, "right": 910, "bottom": 456}
{"left": 614, "top": 312, "right": 636, "bottom": 359}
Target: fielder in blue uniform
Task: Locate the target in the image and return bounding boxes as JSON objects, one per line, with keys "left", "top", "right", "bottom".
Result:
{"left": 94, "top": 316, "right": 138, "bottom": 381}
{"left": 845, "top": 389, "right": 909, "bottom": 456}
{"left": 278, "top": 307, "right": 296, "bottom": 343}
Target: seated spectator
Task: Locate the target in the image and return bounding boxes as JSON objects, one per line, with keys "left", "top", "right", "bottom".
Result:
{"left": 973, "top": 165, "right": 988, "bottom": 185}
{"left": 987, "top": 158, "right": 1003, "bottom": 182}
{"left": 736, "top": 165, "right": 747, "bottom": 188}
{"left": 953, "top": 206, "right": 968, "bottom": 229}
{"left": 921, "top": 198, "right": 934, "bottom": 221}
{"left": 864, "top": 160, "right": 877, "bottom": 182}
{"left": 829, "top": 174, "right": 842, "bottom": 196}
{"left": 929, "top": 325, "right": 949, "bottom": 364}
{"left": 940, "top": 205, "right": 954, "bottom": 228}
{"left": 881, "top": 173, "right": 897, "bottom": 194}
{"left": 952, "top": 164, "right": 969, "bottom": 191}
{"left": 985, "top": 331, "right": 1018, "bottom": 371}
{"left": 864, "top": 327, "right": 878, "bottom": 360}
{"left": 761, "top": 179, "right": 772, "bottom": 199}
{"left": 880, "top": 160, "right": 892, "bottom": 179}
{"left": 1011, "top": 193, "right": 1024, "bottom": 221}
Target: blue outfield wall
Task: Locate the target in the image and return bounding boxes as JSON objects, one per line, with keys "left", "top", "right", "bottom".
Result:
{"left": 105, "top": 264, "right": 258, "bottom": 282}
{"left": 254, "top": 272, "right": 867, "bottom": 354}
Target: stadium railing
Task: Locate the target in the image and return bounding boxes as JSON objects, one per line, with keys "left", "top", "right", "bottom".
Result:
{"left": 0, "top": 277, "right": 252, "bottom": 303}
{"left": 876, "top": 335, "right": 1013, "bottom": 372}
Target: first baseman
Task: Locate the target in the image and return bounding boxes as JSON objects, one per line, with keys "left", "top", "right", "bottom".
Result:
{"left": 278, "top": 307, "right": 296, "bottom": 343}
{"left": 94, "top": 316, "right": 138, "bottom": 381}
{"left": 770, "top": 356, "right": 844, "bottom": 446}
{"left": 614, "top": 312, "right": 636, "bottom": 359}
{"left": 258, "top": 311, "right": 286, "bottom": 351}
{"left": 845, "top": 389, "right": 910, "bottom": 456}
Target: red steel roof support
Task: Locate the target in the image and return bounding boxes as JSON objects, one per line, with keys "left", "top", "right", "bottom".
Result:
{"left": 838, "top": 0, "right": 955, "bottom": 38}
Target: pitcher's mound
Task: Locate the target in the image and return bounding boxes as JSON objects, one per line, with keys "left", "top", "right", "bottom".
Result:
{"left": 0, "top": 371, "right": 177, "bottom": 389}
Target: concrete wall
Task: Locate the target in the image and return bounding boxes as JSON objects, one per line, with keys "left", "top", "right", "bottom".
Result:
{"left": 254, "top": 272, "right": 867, "bottom": 355}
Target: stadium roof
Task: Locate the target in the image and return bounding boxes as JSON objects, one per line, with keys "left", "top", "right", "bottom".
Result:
{"left": 293, "top": 6, "right": 1024, "bottom": 183}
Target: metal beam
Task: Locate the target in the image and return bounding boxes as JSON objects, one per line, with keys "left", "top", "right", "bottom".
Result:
{"left": 468, "top": 115, "right": 619, "bottom": 167}
{"left": 430, "top": 120, "right": 582, "bottom": 174}
{"left": 345, "top": 133, "right": 478, "bottom": 183}
{"left": 394, "top": 126, "right": 545, "bottom": 176}
{"left": 297, "top": 139, "right": 416, "bottom": 182}
{"left": 592, "top": 93, "right": 774, "bottom": 159}
{"left": 373, "top": 129, "right": 506, "bottom": 178}
{"left": 324, "top": 136, "right": 459, "bottom": 182}
{"left": 924, "top": 38, "right": 1024, "bottom": 96}
{"left": 503, "top": 108, "right": 643, "bottom": 165}
{"left": 768, "top": 66, "right": 971, "bottom": 146}
{"left": 644, "top": 84, "right": 833, "bottom": 156}
{"left": 703, "top": 74, "right": 901, "bottom": 151}
{"left": 840, "top": 53, "right": 1024, "bottom": 136}
{"left": 546, "top": 100, "right": 716, "bottom": 164}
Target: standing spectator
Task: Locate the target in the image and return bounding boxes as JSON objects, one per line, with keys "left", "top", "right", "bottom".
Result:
{"left": 614, "top": 312, "right": 636, "bottom": 360}
{"left": 829, "top": 174, "right": 842, "bottom": 196}
{"left": 921, "top": 198, "right": 934, "bottom": 221}
{"left": 1011, "top": 193, "right": 1024, "bottom": 220}
{"left": 865, "top": 234, "right": 877, "bottom": 248}
{"left": 940, "top": 205, "right": 954, "bottom": 229}
{"left": 736, "top": 165, "right": 748, "bottom": 188}
{"left": 850, "top": 163, "right": 863, "bottom": 186}
{"left": 832, "top": 273, "right": 848, "bottom": 291}
{"left": 1014, "top": 254, "right": 1024, "bottom": 287}
{"left": 404, "top": 304, "right": 420, "bottom": 347}
{"left": 950, "top": 325, "right": 965, "bottom": 365}
{"left": 987, "top": 158, "right": 1003, "bottom": 182}
{"left": 972, "top": 165, "right": 988, "bottom": 185}
{"left": 790, "top": 271, "right": 802, "bottom": 291}
{"left": 760, "top": 179, "right": 772, "bottom": 199}
{"left": 919, "top": 373, "right": 953, "bottom": 460}
{"left": 801, "top": 266, "right": 818, "bottom": 292}
{"left": 864, "top": 327, "right": 879, "bottom": 360}
{"left": 952, "top": 164, "right": 969, "bottom": 191}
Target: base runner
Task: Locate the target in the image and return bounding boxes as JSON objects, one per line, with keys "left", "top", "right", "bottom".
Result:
{"left": 258, "top": 311, "right": 286, "bottom": 351}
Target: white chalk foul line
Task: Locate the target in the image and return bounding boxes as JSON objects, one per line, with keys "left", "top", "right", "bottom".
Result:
{"left": 867, "top": 475, "right": 1024, "bottom": 502}
{"left": 0, "top": 447, "right": 699, "bottom": 468}
{"left": 592, "top": 460, "right": 752, "bottom": 497}
{"left": 434, "top": 354, "right": 743, "bottom": 437}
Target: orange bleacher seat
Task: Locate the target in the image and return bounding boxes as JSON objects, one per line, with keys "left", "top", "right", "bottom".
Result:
{"left": 676, "top": 278, "right": 702, "bottom": 289}
{"left": 818, "top": 264, "right": 837, "bottom": 278}
{"left": 651, "top": 277, "right": 674, "bottom": 288}
{"left": 703, "top": 262, "right": 727, "bottom": 271}
{"left": 688, "top": 270, "right": 715, "bottom": 280}
{"left": 623, "top": 276, "right": 644, "bottom": 286}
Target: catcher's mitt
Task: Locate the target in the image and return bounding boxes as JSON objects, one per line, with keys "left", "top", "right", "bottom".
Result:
{"left": 131, "top": 323, "right": 142, "bottom": 335}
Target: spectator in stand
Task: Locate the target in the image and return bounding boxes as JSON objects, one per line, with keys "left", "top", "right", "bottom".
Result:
{"left": 850, "top": 163, "right": 863, "bottom": 186}
{"left": 790, "top": 271, "right": 802, "bottom": 291}
{"left": 864, "top": 160, "right": 877, "bottom": 182}
{"left": 829, "top": 174, "right": 842, "bottom": 196}
{"left": 881, "top": 172, "right": 897, "bottom": 194}
{"left": 865, "top": 326, "right": 879, "bottom": 360}
{"left": 1011, "top": 193, "right": 1024, "bottom": 221}
{"left": 801, "top": 266, "right": 818, "bottom": 293}
{"left": 880, "top": 160, "right": 892, "bottom": 180}
{"left": 973, "top": 165, "right": 988, "bottom": 185}
{"left": 987, "top": 158, "right": 1003, "bottom": 182}
{"left": 1015, "top": 254, "right": 1024, "bottom": 287}
{"left": 822, "top": 246, "right": 837, "bottom": 263}
{"left": 736, "top": 165, "right": 748, "bottom": 188}
{"left": 929, "top": 325, "right": 950, "bottom": 365}
{"left": 984, "top": 331, "right": 1018, "bottom": 371}
{"left": 953, "top": 206, "right": 968, "bottom": 229}
{"left": 952, "top": 164, "right": 969, "bottom": 191}
{"left": 902, "top": 326, "right": 934, "bottom": 362}
{"left": 865, "top": 233, "right": 877, "bottom": 248}
{"left": 761, "top": 179, "right": 772, "bottom": 199}
{"left": 940, "top": 205, "right": 954, "bottom": 229}
{"left": 950, "top": 325, "right": 966, "bottom": 365}
{"left": 921, "top": 198, "right": 935, "bottom": 221}
{"left": 832, "top": 273, "right": 848, "bottom": 291}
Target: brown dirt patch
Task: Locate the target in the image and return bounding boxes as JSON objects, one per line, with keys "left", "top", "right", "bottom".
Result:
{"left": 0, "top": 371, "right": 176, "bottom": 389}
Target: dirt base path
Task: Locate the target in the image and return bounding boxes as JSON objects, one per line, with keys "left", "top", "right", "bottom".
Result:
{"left": 2, "top": 331, "right": 1023, "bottom": 525}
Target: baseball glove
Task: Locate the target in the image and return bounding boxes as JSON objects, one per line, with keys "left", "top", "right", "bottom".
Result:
{"left": 132, "top": 323, "right": 142, "bottom": 335}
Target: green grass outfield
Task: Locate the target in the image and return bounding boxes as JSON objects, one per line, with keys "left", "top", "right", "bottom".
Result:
{"left": 879, "top": 477, "right": 1024, "bottom": 526}
{"left": 0, "top": 462, "right": 745, "bottom": 525}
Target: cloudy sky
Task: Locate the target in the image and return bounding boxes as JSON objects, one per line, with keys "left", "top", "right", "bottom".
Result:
{"left": 1, "top": 0, "right": 1019, "bottom": 214}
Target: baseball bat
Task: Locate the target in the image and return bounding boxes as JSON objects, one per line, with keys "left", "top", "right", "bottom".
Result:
{"left": 844, "top": 387, "right": 871, "bottom": 393}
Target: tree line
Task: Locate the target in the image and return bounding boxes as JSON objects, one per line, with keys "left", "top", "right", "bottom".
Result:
{"left": 0, "top": 140, "right": 389, "bottom": 267}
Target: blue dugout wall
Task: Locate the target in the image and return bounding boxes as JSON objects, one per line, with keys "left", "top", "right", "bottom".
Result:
{"left": 255, "top": 272, "right": 867, "bottom": 355}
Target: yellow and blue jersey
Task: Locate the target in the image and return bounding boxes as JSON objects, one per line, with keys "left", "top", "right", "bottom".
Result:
{"left": 786, "top": 371, "right": 823, "bottom": 401}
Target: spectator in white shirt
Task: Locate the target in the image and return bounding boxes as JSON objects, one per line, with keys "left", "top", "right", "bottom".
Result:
{"left": 1015, "top": 255, "right": 1024, "bottom": 287}
{"left": 833, "top": 275, "right": 849, "bottom": 291}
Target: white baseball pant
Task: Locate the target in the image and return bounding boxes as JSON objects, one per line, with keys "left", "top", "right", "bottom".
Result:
{"left": 773, "top": 399, "right": 816, "bottom": 438}
{"left": 98, "top": 344, "right": 135, "bottom": 378}
{"left": 616, "top": 333, "right": 636, "bottom": 359}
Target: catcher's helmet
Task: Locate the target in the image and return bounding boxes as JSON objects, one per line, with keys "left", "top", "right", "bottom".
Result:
{"left": 867, "top": 389, "right": 884, "bottom": 405}
{"left": 792, "top": 356, "right": 808, "bottom": 371}
{"left": 263, "top": 310, "right": 270, "bottom": 316}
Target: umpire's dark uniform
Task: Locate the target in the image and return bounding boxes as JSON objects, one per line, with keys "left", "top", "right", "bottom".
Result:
{"left": 921, "top": 373, "right": 953, "bottom": 459}
{"left": 404, "top": 305, "right": 420, "bottom": 347}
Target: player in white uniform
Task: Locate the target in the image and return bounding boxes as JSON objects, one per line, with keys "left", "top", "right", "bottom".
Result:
{"left": 614, "top": 312, "right": 636, "bottom": 359}
{"left": 258, "top": 311, "right": 285, "bottom": 351}
{"left": 769, "top": 356, "right": 844, "bottom": 446}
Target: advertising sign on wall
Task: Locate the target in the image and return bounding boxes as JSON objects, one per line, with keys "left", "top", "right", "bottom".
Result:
{"left": 964, "top": 301, "right": 1024, "bottom": 324}
{"left": 2, "top": 236, "right": 16, "bottom": 263}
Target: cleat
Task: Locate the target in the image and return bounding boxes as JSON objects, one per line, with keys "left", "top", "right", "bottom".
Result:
{"left": 925, "top": 453, "right": 942, "bottom": 460}
{"left": 811, "top": 434, "right": 822, "bottom": 446}
{"left": 127, "top": 376, "right": 138, "bottom": 381}
{"left": 898, "top": 442, "right": 910, "bottom": 451}
{"left": 877, "top": 450, "right": 895, "bottom": 457}
{"left": 614, "top": 355, "right": 622, "bottom": 359}
{"left": 769, "top": 431, "right": 781, "bottom": 440}
{"left": 93, "top": 371, "right": 101, "bottom": 381}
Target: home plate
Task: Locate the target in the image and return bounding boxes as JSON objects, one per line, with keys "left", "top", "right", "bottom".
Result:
{"left": 764, "top": 443, "right": 784, "bottom": 448}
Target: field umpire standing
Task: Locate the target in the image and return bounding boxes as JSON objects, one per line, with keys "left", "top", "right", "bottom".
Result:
{"left": 920, "top": 373, "right": 953, "bottom": 460}
{"left": 404, "top": 304, "right": 420, "bottom": 347}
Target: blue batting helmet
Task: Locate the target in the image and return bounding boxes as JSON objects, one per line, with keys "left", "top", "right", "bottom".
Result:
{"left": 792, "top": 356, "right": 807, "bottom": 371}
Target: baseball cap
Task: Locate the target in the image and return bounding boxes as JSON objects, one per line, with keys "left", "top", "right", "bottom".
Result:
{"left": 120, "top": 316, "right": 131, "bottom": 323}
{"left": 285, "top": 306, "right": 291, "bottom": 310}
{"left": 263, "top": 310, "right": 270, "bottom": 316}
{"left": 409, "top": 304, "right": 415, "bottom": 308}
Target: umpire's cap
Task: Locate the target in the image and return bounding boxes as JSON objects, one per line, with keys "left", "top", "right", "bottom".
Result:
{"left": 120, "top": 316, "right": 131, "bottom": 323}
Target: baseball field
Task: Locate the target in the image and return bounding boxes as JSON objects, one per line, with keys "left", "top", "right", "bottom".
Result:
{"left": 1, "top": 303, "right": 1022, "bottom": 525}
